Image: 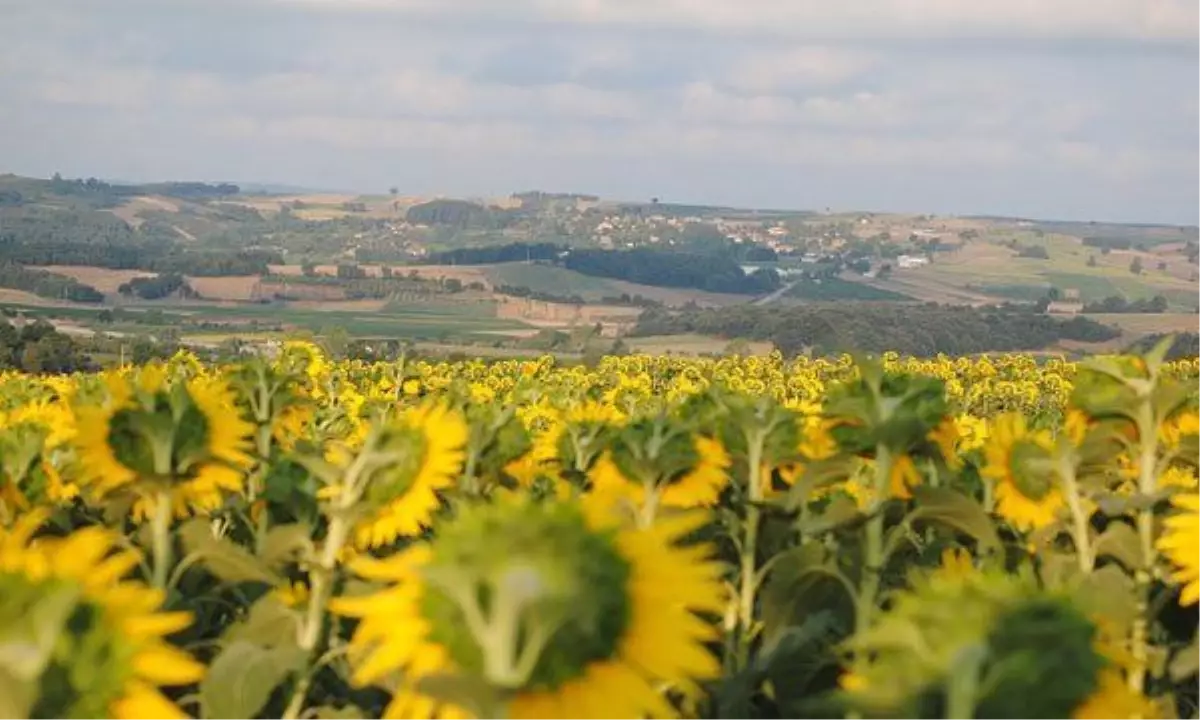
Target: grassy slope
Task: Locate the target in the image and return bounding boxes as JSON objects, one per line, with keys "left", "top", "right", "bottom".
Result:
{"left": 905, "top": 232, "right": 1198, "bottom": 310}
{"left": 2, "top": 300, "right": 533, "bottom": 342}
{"left": 483, "top": 263, "right": 622, "bottom": 300}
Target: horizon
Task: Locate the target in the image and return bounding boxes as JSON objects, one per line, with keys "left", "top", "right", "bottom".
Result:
{"left": 1, "top": 0, "right": 1196, "bottom": 225}
{"left": 16, "top": 170, "right": 1199, "bottom": 229}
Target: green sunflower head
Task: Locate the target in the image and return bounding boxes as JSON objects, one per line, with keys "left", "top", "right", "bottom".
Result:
{"left": 420, "top": 499, "right": 631, "bottom": 693}
{"left": 844, "top": 570, "right": 1107, "bottom": 719}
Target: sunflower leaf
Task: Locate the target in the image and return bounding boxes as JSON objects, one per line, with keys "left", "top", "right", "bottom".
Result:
{"left": 0, "top": 666, "right": 36, "bottom": 720}
{"left": 223, "top": 595, "right": 301, "bottom": 650}
{"left": 1169, "top": 634, "right": 1199, "bottom": 681}
{"left": 1092, "top": 521, "right": 1140, "bottom": 571}
{"left": 260, "top": 523, "right": 313, "bottom": 569}
{"left": 311, "top": 705, "right": 366, "bottom": 719}
{"left": 180, "top": 521, "right": 282, "bottom": 586}
{"left": 416, "top": 672, "right": 509, "bottom": 719}
{"left": 906, "top": 487, "right": 1000, "bottom": 553}
{"left": 759, "top": 544, "right": 854, "bottom": 652}
{"left": 200, "top": 640, "right": 305, "bottom": 720}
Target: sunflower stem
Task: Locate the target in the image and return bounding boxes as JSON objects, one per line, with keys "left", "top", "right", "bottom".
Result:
{"left": 1060, "top": 457, "right": 1094, "bottom": 575}
{"left": 734, "top": 429, "right": 765, "bottom": 671}
{"left": 283, "top": 448, "right": 367, "bottom": 720}
{"left": 151, "top": 489, "right": 174, "bottom": 589}
{"left": 855, "top": 446, "right": 891, "bottom": 641}
{"left": 945, "top": 643, "right": 986, "bottom": 719}
{"left": 1128, "top": 398, "right": 1159, "bottom": 698}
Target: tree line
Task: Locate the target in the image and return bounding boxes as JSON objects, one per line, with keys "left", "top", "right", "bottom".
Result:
{"left": 0, "top": 317, "right": 94, "bottom": 373}
{"left": 632, "top": 303, "right": 1122, "bottom": 357}
{"left": 119, "top": 273, "right": 198, "bottom": 300}
{"left": 424, "top": 242, "right": 780, "bottom": 295}
{"left": 0, "top": 236, "right": 281, "bottom": 276}
{"left": 0, "top": 263, "right": 103, "bottom": 302}
{"left": 1081, "top": 295, "right": 1169, "bottom": 314}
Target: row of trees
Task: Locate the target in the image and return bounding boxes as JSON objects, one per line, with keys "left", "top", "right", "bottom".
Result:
{"left": 118, "top": 273, "right": 198, "bottom": 300}
{"left": 1081, "top": 294, "right": 1169, "bottom": 314}
{"left": 0, "top": 318, "right": 93, "bottom": 373}
{"left": 632, "top": 303, "right": 1122, "bottom": 356}
{"left": 0, "top": 263, "right": 103, "bottom": 302}
{"left": 426, "top": 242, "right": 782, "bottom": 295}
{"left": 0, "top": 235, "right": 281, "bottom": 276}
{"left": 562, "top": 247, "right": 781, "bottom": 294}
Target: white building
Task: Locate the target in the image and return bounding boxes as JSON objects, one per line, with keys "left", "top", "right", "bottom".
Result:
{"left": 897, "top": 254, "right": 930, "bottom": 269}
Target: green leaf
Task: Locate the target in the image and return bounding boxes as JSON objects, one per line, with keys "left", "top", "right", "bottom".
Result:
{"left": 415, "top": 673, "right": 509, "bottom": 719}
{"left": 784, "top": 456, "right": 854, "bottom": 511}
{"left": 907, "top": 487, "right": 1001, "bottom": 552}
{"left": 1074, "top": 566, "right": 1138, "bottom": 630}
{"left": 311, "top": 706, "right": 366, "bottom": 719}
{"left": 796, "top": 495, "right": 863, "bottom": 537}
{"left": 0, "top": 584, "right": 80, "bottom": 681}
{"left": 180, "top": 521, "right": 282, "bottom": 586}
{"left": 759, "top": 611, "right": 844, "bottom": 715}
{"left": 0, "top": 666, "right": 35, "bottom": 720}
{"left": 1092, "top": 521, "right": 1139, "bottom": 570}
{"left": 224, "top": 596, "right": 301, "bottom": 650}
{"left": 1144, "top": 334, "right": 1175, "bottom": 371}
{"left": 759, "top": 544, "right": 853, "bottom": 652}
{"left": 1169, "top": 634, "right": 1199, "bottom": 681}
{"left": 260, "top": 523, "right": 313, "bottom": 569}
{"left": 290, "top": 452, "right": 345, "bottom": 487}
{"left": 201, "top": 640, "right": 305, "bottom": 719}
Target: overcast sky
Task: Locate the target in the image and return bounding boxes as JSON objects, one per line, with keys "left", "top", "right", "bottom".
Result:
{"left": 1, "top": 0, "right": 1196, "bottom": 223}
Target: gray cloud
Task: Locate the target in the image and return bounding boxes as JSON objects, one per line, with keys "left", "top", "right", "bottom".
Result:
{"left": 0, "top": 0, "right": 1195, "bottom": 222}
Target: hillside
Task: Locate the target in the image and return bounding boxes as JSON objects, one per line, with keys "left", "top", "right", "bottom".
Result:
{"left": 0, "top": 172, "right": 1194, "bottom": 356}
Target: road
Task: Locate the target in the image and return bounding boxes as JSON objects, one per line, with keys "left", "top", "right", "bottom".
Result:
{"left": 751, "top": 280, "right": 800, "bottom": 306}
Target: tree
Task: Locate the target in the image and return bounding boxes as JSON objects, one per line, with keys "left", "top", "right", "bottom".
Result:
{"left": 389, "top": 187, "right": 398, "bottom": 196}
{"left": 1130, "top": 257, "right": 1143, "bottom": 275}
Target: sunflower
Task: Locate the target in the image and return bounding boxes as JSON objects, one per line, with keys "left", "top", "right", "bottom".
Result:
{"left": 777, "top": 415, "right": 838, "bottom": 492}
{"left": 73, "top": 373, "right": 254, "bottom": 518}
{"left": 927, "top": 418, "right": 962, "bottom": 470}
{"left": 332, "top": 498, "right": 724, "bottom": 719}
{"left": 345, "top": 402, "right": 468, "bottom": 549}
{"left": 1, "top": 511, "right": 204, "bottom": 719}
{"left": 845, "top": 566, "right": 1151, "bottom": 719}
{"left": 887, "top": 453, "right": 923, "bottom": 500}
{"left": 1157, "top": 491, "right": 1199, "bottom": 606}
{"left": 981, "top": 413, "right": 1066, "bottom": 531}
{"left": 586, "top": 434, "right": 730, "bottom": 520}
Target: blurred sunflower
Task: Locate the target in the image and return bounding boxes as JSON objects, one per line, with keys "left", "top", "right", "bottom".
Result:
{"left": 346, "top": 402, "right": 468, "bottom": 549}
{"left": 845, "top": 566, "right": 1152, "bottom": 719}
{"left": 587, "top": 434, "right": 730, "bottom": 514}
{"left": 73, "top": 374, "right": 253, "bottom": 515}
{"left": 0, "top": 511, "right": 204, "bottom": 719}
{"left": 332, "top": 499, "right": 724, "bottom": 719}
{"left": 1157, "top": 491, "right": 1199, "bottom": 606}
{"left": 982, "top": 414, "right": 1065, "bottom": 531}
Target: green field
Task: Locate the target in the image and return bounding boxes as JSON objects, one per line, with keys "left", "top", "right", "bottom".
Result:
{"left": 1, "top": 299, "right": 533, "bottom": 343}
{"left": 482, "top": 263, "right": 623, "bottom": 300}
{"left": 910, "top": 231, "right": 1198, "bottom": 310}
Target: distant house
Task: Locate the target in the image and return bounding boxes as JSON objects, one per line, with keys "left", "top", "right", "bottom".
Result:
{"left": 1047, "top": 300, "right": 1083, "bottom": 315}
{"left": 897, "top": 254, "right": 930, "bottom": 269}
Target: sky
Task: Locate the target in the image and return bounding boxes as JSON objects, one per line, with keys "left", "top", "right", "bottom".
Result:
{"left": 0, "top": 0, "right": 1196, "bottom": 224}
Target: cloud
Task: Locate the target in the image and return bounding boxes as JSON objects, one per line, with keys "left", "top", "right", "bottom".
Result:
{"left": 279, "top": 0, "right": 1199, "bottom": 42}
{"left": 0, "top": 0, "right": 1195, "bottom": 223}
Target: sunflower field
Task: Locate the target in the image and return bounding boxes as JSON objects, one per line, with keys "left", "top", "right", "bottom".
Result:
{"left": 1, "top": 339, "right": 1197, "bottom": 719}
